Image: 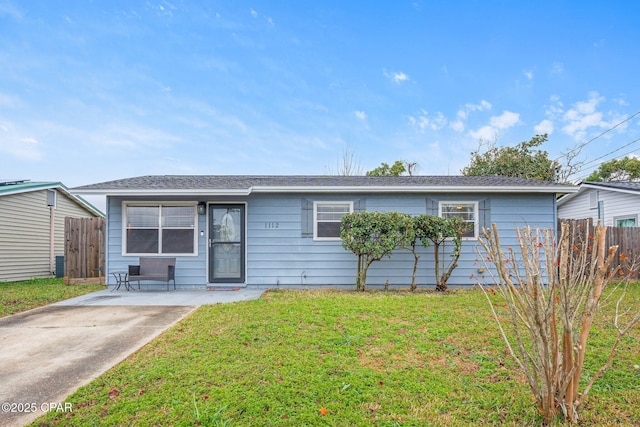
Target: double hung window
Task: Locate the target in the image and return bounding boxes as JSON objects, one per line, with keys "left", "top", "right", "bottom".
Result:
{"left": 439, "top": 201, "right": 478, "bottom": 238}
{"left": 313, "top": 201, "right": 353, "bottom": 240}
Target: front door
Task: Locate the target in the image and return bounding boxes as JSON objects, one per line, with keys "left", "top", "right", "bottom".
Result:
{"left": 208, "top": 204, "right": 245, "bottom": 283}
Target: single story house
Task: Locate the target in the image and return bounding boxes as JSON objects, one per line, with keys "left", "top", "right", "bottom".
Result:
{"left": 0, "top": 179, "right": 104, "bottom": 282}
{"left": 558, "top": 181, "right": 640, "bottom": 227}
{"left": 72, "top": 175, "right": 576, "bottom": 289}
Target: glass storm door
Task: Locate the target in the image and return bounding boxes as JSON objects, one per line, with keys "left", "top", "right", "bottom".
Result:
{"left": 208, "top": 205, "right": 245, "bottom": 283}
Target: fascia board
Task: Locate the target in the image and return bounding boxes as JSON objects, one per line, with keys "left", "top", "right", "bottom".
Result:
{"left": 0, "top": 182, "right": 61, "bottom": 196}
{"left": 250, "top": 185, "right": 579, "bottom": 194}
{"left": 72, "top": 185, "right": 578, "bottom": 196}
{"left": 71, "top": 188, "right": 251, "bottom": 196}
{"left": 580, "top": 183, "right": 640, "bottom": 196}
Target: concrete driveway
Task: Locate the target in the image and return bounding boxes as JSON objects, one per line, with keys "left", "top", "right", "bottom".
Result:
{"left": 0, "top": 287, "right": 265, "bottom": 426}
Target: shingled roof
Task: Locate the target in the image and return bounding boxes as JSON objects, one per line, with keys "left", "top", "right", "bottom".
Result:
{"left": 578, "top": 181, "right": 640, "bottom": 192}
{"left": 72, "top": 175, "right": 577, "bottom": 196}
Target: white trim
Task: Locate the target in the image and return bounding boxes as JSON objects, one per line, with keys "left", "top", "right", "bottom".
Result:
{"left": 313, "top": 201, "right": 353, "bottom": 241}
{"left": 559, "top": 182, "right": 639, "bottom": 206}
{"left": 614, "top": 214, "right": 638, "bottom": 227}
{"left": 122, "top": 201, "right": 199, "bottom": 257}
{"left": 438, "top": 200, "right": 479, "bottom": 239}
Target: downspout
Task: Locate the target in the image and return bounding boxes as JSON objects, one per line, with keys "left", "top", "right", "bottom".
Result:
{"left": 50, "top": 205, "right": 55, "bottom": 274}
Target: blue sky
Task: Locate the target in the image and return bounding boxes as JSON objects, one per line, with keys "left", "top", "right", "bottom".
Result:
{"left": 1, "top": 0, "right": 639, "bottom": 191}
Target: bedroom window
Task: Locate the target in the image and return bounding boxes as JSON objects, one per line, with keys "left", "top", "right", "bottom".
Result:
{"left": 439, "top": 201, "right": 478, "bottom": 238}
{"left": 314, "top": 201, "right": 353, "bottom": 240}
{"left": 124, "top": 204, "right": 197, "bottom": 255}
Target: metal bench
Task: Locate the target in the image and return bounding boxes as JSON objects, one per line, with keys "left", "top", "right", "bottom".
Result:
{"left": 128, "top": 257, "right": 176, "bottom": 291}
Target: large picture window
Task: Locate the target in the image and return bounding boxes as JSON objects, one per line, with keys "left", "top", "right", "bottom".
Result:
{"left": 439, "top": 201, "right": 478, "bottom": 238}
{"left": 124, "top": 204, "right": 197, "bottom": 255}
{"left": 314, "top": 201, "right": 353, "bottom": 240}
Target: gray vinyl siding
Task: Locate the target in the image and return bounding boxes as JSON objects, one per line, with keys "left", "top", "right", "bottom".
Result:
{"left": 0, "top": 189, "right": 98, "bottom": 282}
{"left": 106, "top": 192, "right": 557, "bottom": 288}
{"left": 558, "top": 188, "right": 640, "bottom": 227}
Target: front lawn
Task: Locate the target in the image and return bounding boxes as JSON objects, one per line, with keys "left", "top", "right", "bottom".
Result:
{"left": 35, "top": 287, "right": 639, "bottom": 426}
{"left": 0, "top": 278, "right": 105, "bottom": 317}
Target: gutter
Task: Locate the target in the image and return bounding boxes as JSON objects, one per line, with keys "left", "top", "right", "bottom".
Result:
{"left": 72, "top": 185, "right": 578, "bottom": 197}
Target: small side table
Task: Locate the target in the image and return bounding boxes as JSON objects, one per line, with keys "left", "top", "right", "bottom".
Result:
{"left": 111, "top": 271, "right": 131, "bottom": 291}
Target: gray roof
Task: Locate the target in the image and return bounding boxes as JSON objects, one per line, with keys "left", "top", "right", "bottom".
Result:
{"left": 581, "top": 181, "right": 640, "bottom": 192}
{"left": 72, "top": 175, "right": 577, "bottom": 196}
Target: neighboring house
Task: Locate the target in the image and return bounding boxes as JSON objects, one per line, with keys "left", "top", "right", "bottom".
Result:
{"left": 557, "top": 181, "right": 640, "bottom": 227}
{"left": 0, "top": 180, "right": 104, "bottom": 282}
{"left": 72, "top": 175, "right": 576, "bottom": 289}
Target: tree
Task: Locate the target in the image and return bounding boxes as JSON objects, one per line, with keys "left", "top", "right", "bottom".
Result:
{"left": 462, "top": 134, "right": 561, "bottom": 181}
{"left": 414, "top": 215, "right": 468, "bottom": 292}
{"left": 366, "top": 160, "right": 406, "bottom": 176}
{"left": 340, "top": 211, "right": 414, "bottom": 291}
{"left": 367, "top": 160, "right": 419, "bottom": 176}
{"left": 326, "top": 145, "right": 364, "bottom": 175}
{"left": 586, "top": 156, "right": 640, "bottom": 182}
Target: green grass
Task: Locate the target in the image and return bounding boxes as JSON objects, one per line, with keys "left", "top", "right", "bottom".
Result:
{"left": 0, "top": 278, "right": 105, "bottom": 317}
{"left": 34, "top": 286, "right": 639, "bottom": 426}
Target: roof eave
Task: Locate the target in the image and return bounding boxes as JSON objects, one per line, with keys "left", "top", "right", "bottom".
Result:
{"left": 253, "top": 185, "right": 577, "bottom": 193}
{"left": 72, "top": 189, "right": 252, "bottom": 197}
{"left": 72, "top": 184, "right": 578, "bottom": 196}
{"left": 580, "top": 182, "right": 640, "bottom": 195}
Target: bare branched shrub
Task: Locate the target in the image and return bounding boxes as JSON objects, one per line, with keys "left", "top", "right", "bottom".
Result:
{"left": 476, "top": 222, "right": 640, "bottom": 424}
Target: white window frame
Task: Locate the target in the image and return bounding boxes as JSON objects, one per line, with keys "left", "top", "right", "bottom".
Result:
{"left": 122, "top": 202, "right": 198, "bottom": 256}
{"left": 614, "top": 214, "right": 638, "bottom": 227}
{"left": 589, "top": 191, "right": 599, "bottom": 209}
{"left": 313, "top": 201, "right": 354, "bottom": 241}
{"left": 439, "top": 201, "right": 479, "bottom": 239}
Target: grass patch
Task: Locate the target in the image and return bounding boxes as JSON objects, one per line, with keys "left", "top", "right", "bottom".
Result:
{"left": 0, "top": 278, "right": 105, "bottom": 317}
{"left": 34, "top": 287, "right": 639, "bottom": 426}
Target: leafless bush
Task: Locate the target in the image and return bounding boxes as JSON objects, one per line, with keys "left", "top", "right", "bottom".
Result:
{"left": 476, "top": 222, "right": 640, "bottom": 424}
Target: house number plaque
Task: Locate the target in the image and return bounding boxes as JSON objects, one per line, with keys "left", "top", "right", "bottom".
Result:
{"left": 264, "top": 222, "right": 279, "bottom": 229}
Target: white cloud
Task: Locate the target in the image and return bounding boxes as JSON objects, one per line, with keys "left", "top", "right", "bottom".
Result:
{"left": 534, "top": 119, "right": 554, "bottom": 135}
{"left": 408, "top": 110, "right": 447, "bottom": 132}
{"left": 450, "top": 119, "right": 464, "bottom": 133}
{"left": 468, "top": 110, "right": 520, "bottom": 141}
{"left": 524, "top": 70, "right": 534, "bottom": 80}
{"left": 384, "top": 70, "right": 410, "bottom": 84}
{"left": 450, "top": 100, "right": 492, "bottom": 132}
{"left": 560, "top": 93, "right": 606, "bottom": 140}
{"left": 469, "top": 125, "right": 497, "bottom": 141}
{"left": 540, "top": 93, "right": 630, "bottom": 142}
{"left": 250, "top": 8, "right": 258, "bottom": 18}
{"left": 490, "top": 111, "right": 520, "bottom": 129}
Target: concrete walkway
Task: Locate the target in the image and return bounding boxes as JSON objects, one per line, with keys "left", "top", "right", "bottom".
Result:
{"left": 53, "top": 286, "right": 266, "bottom": 306}
{"left": 0, "top": 287, "right": 265, "bottom": 426}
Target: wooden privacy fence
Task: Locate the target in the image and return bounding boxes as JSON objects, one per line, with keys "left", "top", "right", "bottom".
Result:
{"left": 64, "top": 217, "right": 105, "bottom": 285}
{"left": 559, "top": 218, "right": 640, "bottom": 278}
